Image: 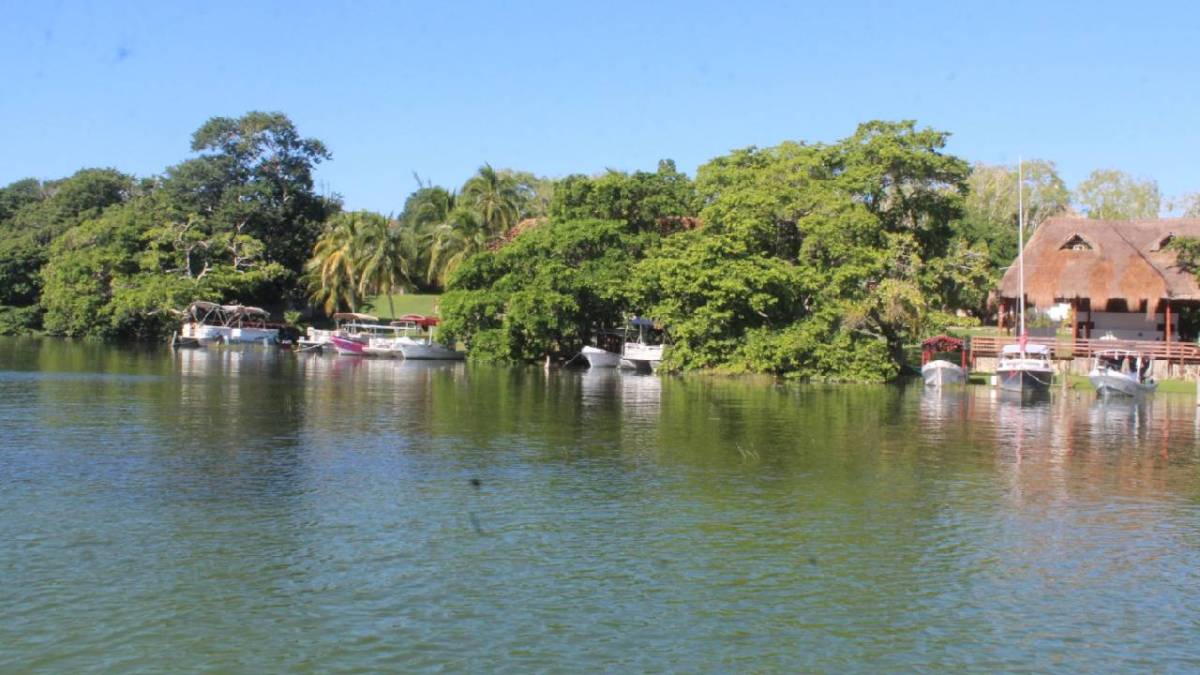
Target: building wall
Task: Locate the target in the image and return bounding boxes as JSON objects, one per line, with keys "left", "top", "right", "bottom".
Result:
{"left": 1083, "top": 311, "right": 1175, "bottom": 341}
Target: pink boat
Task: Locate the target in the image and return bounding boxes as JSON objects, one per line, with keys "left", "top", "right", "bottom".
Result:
{"left": 330, "top": 334, "right": 368, "bottom": 356}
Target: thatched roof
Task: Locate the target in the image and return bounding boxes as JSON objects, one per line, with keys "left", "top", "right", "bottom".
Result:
{"left": 997, "top": 217, "right": 1200, "bottom": 311}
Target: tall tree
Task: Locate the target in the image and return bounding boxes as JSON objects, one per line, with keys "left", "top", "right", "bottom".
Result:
{"left": 1074, "top": 169, "right": 1161, "bottom": 219}
{"left": 958, "top": 160, "right": 1070, "bottom": 271}
{"left": 165, "top": 111, "right": 336, "bottom": 286}
{"left": 354, "top": 212, "right": 409, "bottom": 318}
{"left": 305, "top": 212, "right": 366, "bottom": 314}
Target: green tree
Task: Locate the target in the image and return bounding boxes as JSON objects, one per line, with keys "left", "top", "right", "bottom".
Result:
{"left": 550, "top": 159, "right": 696, "bottom": 232}
{"left": 165, "top": 111, "right": 336, "bottom": 289}
{"left": 440, "top": 218, "right": 654, "bottom": 361}
{"left": 1074, "top": 169, "right": 1161, "bottom": 219}
{"left": 354, "top": 212, "right": 409, "bottom": 318}
{"left": 304, "top": 211, "right": 368, "bottom": 314}
{"left": 635, "top": 120, "right": 971, "bottom": 380}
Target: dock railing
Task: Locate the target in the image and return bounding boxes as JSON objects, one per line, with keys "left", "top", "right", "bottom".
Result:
{"left": 969, "top": 336, "right": 1200, "bottom": 365}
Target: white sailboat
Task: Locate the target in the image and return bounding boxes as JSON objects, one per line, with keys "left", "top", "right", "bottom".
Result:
{"left": 995, "top": 158, "right": 1053, "bottom": 393}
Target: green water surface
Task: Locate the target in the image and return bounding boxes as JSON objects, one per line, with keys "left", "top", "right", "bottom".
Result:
{"left": 2, "top": 339, "right": 1199, "bottom": 672}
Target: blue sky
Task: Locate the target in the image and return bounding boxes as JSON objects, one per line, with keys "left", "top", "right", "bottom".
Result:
{"left": 3, "top": 1, "right": 1199, "bottom": 213}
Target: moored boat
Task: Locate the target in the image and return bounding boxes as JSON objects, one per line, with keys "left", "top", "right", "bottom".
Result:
{"left": 920, "top": 335, "right": 967, "bottom": 386}
{"left": 393, "top": 315, "right": 464, "bottom": 360}
{"left": 996, "top": 343, "right": 1054, "bottom": 393}
{"left": 582, "top": 345, "right": 622, "bottom": 368}
{"left": 299, "top": 312, "right": 379, "bottom": 352}
{"left": 176, "top": 301, "right": 279, "bottom": 346}
{"left": 1088, "top": 349, "right": 1157, "bottom": 396}
{"left": 619, "top": 317, "right": 666, "bottom": 372}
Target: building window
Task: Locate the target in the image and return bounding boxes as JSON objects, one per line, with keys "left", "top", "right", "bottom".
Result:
{"left": 1061, "top": 234, "right": 1093, "bottom": 251}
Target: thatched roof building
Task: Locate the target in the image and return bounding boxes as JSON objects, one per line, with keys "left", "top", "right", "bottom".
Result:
{"left": 997, "top": 217, "right": 1200, "bottom": 312}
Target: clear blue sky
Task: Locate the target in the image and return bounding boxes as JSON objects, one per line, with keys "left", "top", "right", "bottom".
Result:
{"left": 4, "top": 0, "right": 1198, "bottom": 213}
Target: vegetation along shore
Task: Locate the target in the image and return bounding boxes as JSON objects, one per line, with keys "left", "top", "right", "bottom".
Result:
{"left": 2, "top": 111, "right": 1195, "bottom": 382}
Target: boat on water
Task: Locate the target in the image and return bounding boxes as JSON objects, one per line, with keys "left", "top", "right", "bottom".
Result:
{"left": 299, "top": 312, "right": 379, "bottom": 352}
{"left": 582, "top": 345, "right": 622, "bottom": 368}
{"left": 330, "top": 315, "right": 464, "bottom": 360}
{"left": 1089, "top": 349, "right": 1157, "bottom": 396}
{"left": 996, "top": 343, "right": 1054, "bottom": 392}
{"left": 994, "top": 159, "right": 1053, "bottom": 394}
{"left": 393, "top": 315, "right": 464, "bottom": 360}
{"left": 620, "top": 317, "right": 666, "bottom": 372}
{"left": 920, "top": 335, "right": 967, "bottom": 386}
{"left": 581, "top": 330, "right": 627, "bottom": 368}
{"left": 176, "top": 301, "right": 280, "bottom": 346}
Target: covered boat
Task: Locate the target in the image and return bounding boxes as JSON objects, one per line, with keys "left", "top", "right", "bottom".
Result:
{"left": 996, "top": 343, "right": 1054, "bottom": 393}
{"left": 177, "top": 301, "right": 279, "bottom": 346}
{"left": 300, "top": 312, "right": 379, "bottom": 352}
{"left": 393, "top": 315, "right": 464, "bottom": 360}
{"left": 920, "top": 335, "right": 967, "bottom": 386}
{"left": 619, "top": 317, "right": 666, "bottom": 372}
{"left": 1088, "top": 349, "right": 1157, "bottom": 396}
{"left": 581, "top": 329, "right": 626, "bottom": 368}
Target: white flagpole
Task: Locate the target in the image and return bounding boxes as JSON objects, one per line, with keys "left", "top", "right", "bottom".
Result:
{"left": 1018, "top": 157, "right": 1026, "bottom": 355}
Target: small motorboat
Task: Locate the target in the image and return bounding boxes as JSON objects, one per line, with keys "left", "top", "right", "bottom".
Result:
{"left": 1089, "top": 349, "right": 1157, "bottom": 396}
{"left": 920, "top": 335, "right": 967, "bottom": 386}
{"left": 582, "top": 345, "right": 622, "bottom": 368}
{"left": 996, "top": 342, "right": 1054, "bottom": 393}
{"left": 393, "top": 315, "right": 465, "bottom": 361}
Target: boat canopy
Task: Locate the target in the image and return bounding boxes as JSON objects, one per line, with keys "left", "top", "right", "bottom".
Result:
{"left": 394, "top": 314, "right": 439, "bottom": 328}
{"left": 333, "top": 312, "right": 379, "bottom": 322}
{"left": 1001, "top": 343, "right": 1050, "bottom": 355}
{"left": 921, "top": 335, "right": 964, "bottom": 352}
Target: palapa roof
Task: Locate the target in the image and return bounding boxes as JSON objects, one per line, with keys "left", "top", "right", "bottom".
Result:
{"left": 997, "top": 217, "right": 1200, "bottom": 310}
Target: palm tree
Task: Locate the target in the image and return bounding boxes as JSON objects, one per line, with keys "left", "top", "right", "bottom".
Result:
{"left": 305, "top": 213, "right": 361, "bottom": 314}
{"left": 355, "top": 213, "right": 408, "bottom": 319}
{"left": 428, "top": 208, "right": 492, "bottom": 287}
{"left": 461, "top": 164, "right": 522, "bottom": 235}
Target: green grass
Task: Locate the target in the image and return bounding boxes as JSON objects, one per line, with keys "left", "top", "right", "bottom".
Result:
{"left": 362, "top": 293, "right": 442, "bottom": 319}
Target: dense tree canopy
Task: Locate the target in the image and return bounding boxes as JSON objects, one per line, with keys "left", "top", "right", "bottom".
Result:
{"left": 5, "top": 111, "right": 1195, "bottom": 382}
{"left": 1074, "top": 169, "right": 1161, "bottom": 219}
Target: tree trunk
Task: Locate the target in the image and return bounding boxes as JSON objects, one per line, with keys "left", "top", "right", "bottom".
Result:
{"left": 387, "top": 286, "right": 396, "bottom": 320}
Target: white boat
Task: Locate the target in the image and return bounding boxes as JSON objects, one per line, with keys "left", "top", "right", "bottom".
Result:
{"left": 996, "top": 343, "right": 1054, "bottom": 393}
{"left": 619, "top": 317, "right": 666, "bottom": 371}
{"left": 920, "top": 335, "right": 967, "bottom": 386}
{"left": 177, "top": 301, "right": 279, "bottom": 345}
{"left": 582, "top": 345, "right": 622, "bottom": 368}
{"left": 393, "top": 315, "right": 465, "bottom": 361}
{"left": 922, "top": 360, "right": 966, "bottom": 386}
{"left": 1088, "top": 349, "right": 1157, "bottom": 396}
{"left": 330, "top": 321, "right": 406, "bottom": 357}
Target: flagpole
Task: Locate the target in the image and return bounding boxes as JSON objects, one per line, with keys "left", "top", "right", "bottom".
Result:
{"left": 1018, "top": 157, "right": 1026, "bottom": 356}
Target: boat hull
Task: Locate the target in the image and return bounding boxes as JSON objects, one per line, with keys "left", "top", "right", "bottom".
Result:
{"left": 996, "top": 366, "right": 1053, "bottom": 393}
{"left": 1089, "top": 369, "right": 1156, "bottom": 396}
{"left": 582, "top": 346, "right": 621, "bottom": 368}
{"left": 921, "top": 360, "right": 965, "bottom": 386}
{"left": 399, "top": 342, "right": 465, "bottom": 360}
{"left": 331, "top": 335, "right": 367, "bottom": 356}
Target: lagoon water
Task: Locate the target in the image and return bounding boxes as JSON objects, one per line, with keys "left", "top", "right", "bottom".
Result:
{"left": 2, "top": 338, "right": 1200, "bottom": 672}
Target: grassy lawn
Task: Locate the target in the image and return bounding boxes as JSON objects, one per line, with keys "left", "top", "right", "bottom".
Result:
{"left": 362, "top": 293, "right": 442, "bottom": 319}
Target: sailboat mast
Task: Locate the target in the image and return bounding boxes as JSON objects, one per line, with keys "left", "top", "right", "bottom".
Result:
{"left": 1018, "top": 157, "right": 1026, "bottom": 348}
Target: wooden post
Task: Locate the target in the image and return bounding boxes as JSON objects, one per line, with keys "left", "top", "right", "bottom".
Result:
{"left": 1166, "top": 300, "right": 1173, "bottom": 375}
{"left": 1086, "top": 302, "right": 1092, "bottom": 339}
{"left": 998, "top": 300, "right": 1007, "bottom": 335}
